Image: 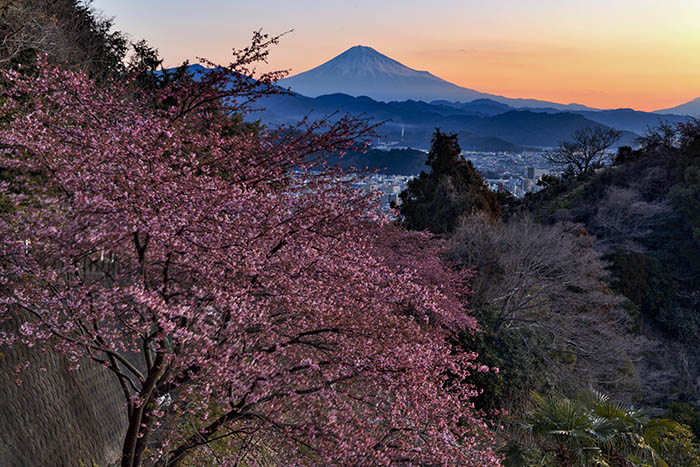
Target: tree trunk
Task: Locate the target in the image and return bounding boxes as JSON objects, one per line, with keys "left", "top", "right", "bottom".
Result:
{"left": 121, "top": 353, "right": 164, "bottom": 467}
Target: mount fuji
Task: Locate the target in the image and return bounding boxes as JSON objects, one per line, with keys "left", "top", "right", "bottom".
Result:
{"left": 655, "top": 97, "right": 700, "bottom": 116}
{"left": 278, "top": 46, "right": 596, "bottom": 111}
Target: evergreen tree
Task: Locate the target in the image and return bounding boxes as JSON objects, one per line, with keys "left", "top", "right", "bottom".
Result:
{"left": 399, "top": 129, "right": 500, "bottom": 234}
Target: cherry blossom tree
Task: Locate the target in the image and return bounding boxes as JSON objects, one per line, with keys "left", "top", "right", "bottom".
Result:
{"left": 0, "top": 36, "right": 498, "bottom": 466}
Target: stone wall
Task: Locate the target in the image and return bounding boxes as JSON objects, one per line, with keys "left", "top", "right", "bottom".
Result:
{"left": 0, "top": 314, "right": 127, "bottom": 466}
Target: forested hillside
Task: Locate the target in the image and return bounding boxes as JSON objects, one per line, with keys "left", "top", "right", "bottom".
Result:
{"left": 522, "top": 121, "right": 700, "bottom": 404}
{"left": 399, "top": 127, "right": 700, "bottom": 465}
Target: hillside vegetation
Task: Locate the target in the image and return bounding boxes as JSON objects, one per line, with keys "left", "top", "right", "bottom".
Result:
{"left": 398, "top": 125, "right": 700, "bottom": 465}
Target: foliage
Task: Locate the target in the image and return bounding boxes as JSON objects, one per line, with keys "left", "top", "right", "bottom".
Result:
{"left": 460, "top": 323, "right": 549, "bottom": 413}
{"left": 536, "top": 174, "right": 561, "bottom": 189}
{"left": 637, "top": 121, "right": 678, "bottom": 154}
{"left": 515, "top": 390, "right": 700, "bottom": 467}
{"left": 604, "top": 122, "right": 700, "bottom": 342}
{"left": 525, "top": 119, "right": 700, "bottom": 345}
{"left": 0, "top": 0, "right": 178, "bottom": 91}
{"left": 399, "top": 129, "right": 500, "bottom": 234}
{"left": 0, "top": 44, "right": 499, "bottom": 467}
{"left": 495, "top": 190, "right": 522, "bottom": 220}
{"left": 666, "top": 402, "right": 700, "bottom": 440}
{"left": 607, "top": 252, "right": 677, "bottom": 320}
{"left": 613, "top": 146, "right": 643, "bottom": 166}
{"left": 605, "top": 250, "right": 700, "bottom": 343}
{"left": 647, "top": 418, "right": 700, "bottom": 466}
{"left": 590, "top": 187, "right": 673, "bottom": 249}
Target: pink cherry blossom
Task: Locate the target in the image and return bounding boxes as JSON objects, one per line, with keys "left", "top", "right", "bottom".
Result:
{"left": 0, "top": 40, "right": 500, "bottom": 466}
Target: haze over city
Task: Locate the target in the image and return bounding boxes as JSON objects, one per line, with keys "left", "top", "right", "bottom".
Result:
{"left": 93, "top": 0, "right": 700, "bottom": 111}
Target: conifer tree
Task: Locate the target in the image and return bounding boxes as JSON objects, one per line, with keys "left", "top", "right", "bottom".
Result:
{"left": 399, "top": 129, "right": 500, "bottom": 234}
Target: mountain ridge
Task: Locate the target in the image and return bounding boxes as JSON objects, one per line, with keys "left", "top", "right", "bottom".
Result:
{"left": 173, "top": 64, "right": 674, "bottom": 151}
{"left": 252, "top": 90, "right": 638, "bottom": 149}
{"left": 278, "top": 46, "right": 596, "bottom": 111}
{"left": 655, "top": 97, "right": 700, "bottom": 116}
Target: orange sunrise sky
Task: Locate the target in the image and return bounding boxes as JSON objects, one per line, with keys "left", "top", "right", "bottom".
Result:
{"left": 93, "top": 0, "right": 700, "bottom": 111}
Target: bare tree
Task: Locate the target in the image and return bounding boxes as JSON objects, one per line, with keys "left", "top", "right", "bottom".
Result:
{"left": 591, "top": 186, "right": 673, "bottom": 251}
{"left": 545, "top": 126, "right": 622, "bottom": 177}
{"left": 636, "top": 121, "right": 678, "bottom": 152}
{"left": 448, "top": 213, "right": 636, "bottom": 398}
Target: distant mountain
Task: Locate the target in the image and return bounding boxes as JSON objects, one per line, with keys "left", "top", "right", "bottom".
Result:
{"left": 655, "top": 97, "right": 700, "bottom": 116}
{"left": 431, "top": 99, "right": 516, "bottom": 116}
{"left": 427, "top": 100, "right": 690, "bottom": 134}
{"left": 252, "top": 91, "right": 636, "bottom": 149}
{"left": 176, "top": 64, "right": 638, "bottom": 151}
{"left": 504, "top": 106, "right": 690, "bottom": 134}
{"left": 570, "top": 109, "right": 689, "bottom": 134}
{"left": 453, "top": 110, "right": 638, "bottom": 148}
{"left": 252, "top": 92, "right": 523, "bottom": 151}
{"left": 278, "top": 46, "right": 596, "bottom": 111}
{"left": 414, "top": 99, "right": 689, "bottom": 134}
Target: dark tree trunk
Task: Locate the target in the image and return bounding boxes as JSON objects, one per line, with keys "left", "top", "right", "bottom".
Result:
{"left": 121, "top": 353, "right": 164, "bottom": 467}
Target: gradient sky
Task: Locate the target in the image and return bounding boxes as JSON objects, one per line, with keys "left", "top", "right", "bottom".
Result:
{"left": 93, "top": 0, "right": 700, "bottom": 111}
